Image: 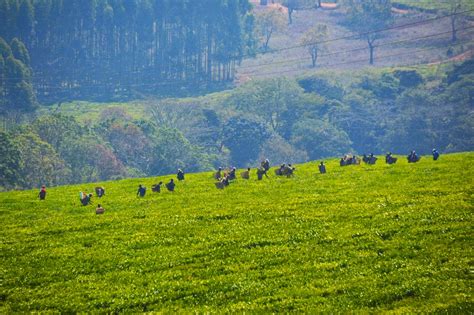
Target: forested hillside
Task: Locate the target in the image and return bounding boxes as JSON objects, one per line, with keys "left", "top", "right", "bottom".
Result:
{"left": 1, "top": 60, "right": 472, "bottom": 190}
{"left": 0, "top": 0, "right": 473, "bottom": 190}
{"left": 0, "top": 0, "right": 254, "bottom": 102}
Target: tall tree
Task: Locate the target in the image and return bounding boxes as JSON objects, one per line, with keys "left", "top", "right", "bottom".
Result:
{"left": 300, "top": 23, "right": 329, "bottom": 67}
{"left": 0, "top": 131, "right": 21, "bottom": 189}
{"left": 449, "top": 0, "right": 464, "bottom": 42}
{"left": 345, "top": 0, "right": 392, "bottom": 65}
{"left": 17, "top": 0, "right": 34, "bottom": 42}
{"left": 255, "top": 9, "right": 287, "bottom": 51}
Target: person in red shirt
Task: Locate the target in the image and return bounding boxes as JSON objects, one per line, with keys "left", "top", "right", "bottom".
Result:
{"left": 39, "top": 186, "right": 47, "bottom": 200}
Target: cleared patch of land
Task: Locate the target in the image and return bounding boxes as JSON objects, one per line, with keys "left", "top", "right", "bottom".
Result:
{"left": 237, "top": 2, "right": 474, "bottom": 81}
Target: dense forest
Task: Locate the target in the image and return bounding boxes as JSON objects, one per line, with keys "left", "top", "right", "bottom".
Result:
{"left": 1, "top": 59, "right": 472, "bottom": 190}
{"left": 0, "top": 0, "right": 255, "bottom": 103}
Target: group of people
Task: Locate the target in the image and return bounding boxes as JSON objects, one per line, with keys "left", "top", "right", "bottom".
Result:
{"left": 362, "top": 153, "right": 378, "bottom": 165}
{"left": 385, "top": 152, "right": 398, "bottom": 164}
{"left": 37, "top": 149, "right": 441, "bottom": 212}
{"left": 139, "top": 179, "right": 176, "bottom": 196}
{"left": 340, "top": 155, "right": 360, "bottom": 166}
{"left": 275, "top": 163, "right": 296, "bottom": 177}
{"left": 78, "top": 186, "right": 106, "bottom": 213}
{"left": 214, "top": 167, "right": 237, "bottom": 189}
{"left": 340, "top": 150, "right": 440, "bottom": 166}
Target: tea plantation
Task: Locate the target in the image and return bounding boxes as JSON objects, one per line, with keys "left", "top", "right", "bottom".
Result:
{"left": 1, "top": 153, "right": 472, "bottom": 312}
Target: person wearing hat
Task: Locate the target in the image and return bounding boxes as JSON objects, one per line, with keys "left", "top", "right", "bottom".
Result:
{"left": 177, "top": 169, "right": 185, "bottom": 181}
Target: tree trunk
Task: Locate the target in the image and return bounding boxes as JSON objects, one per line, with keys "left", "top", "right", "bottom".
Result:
{"left": 311, "top": 48, "right": 317, "bottom": 67}
{"left": 264, "top": 29, "right": 273, "bottom": 51}
{"left": 451, "top": 16, "right": 457, "bottom": 42}
{"left": 368, "top": 39, "right": 374, "bottom": 65}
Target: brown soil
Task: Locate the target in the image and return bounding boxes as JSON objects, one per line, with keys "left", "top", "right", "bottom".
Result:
{"left": 428, "top": 49, "right": 474, "bottom": 65}
{"left": 320, "top": 3, "right": 339, "bottom": 10}
{"left": 391, "top": 7, "right": 410, "bottom": 14}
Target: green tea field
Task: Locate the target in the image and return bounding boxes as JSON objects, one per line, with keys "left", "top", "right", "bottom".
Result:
{"left": 0, "top": 153, "right": 472, "bottom": 312}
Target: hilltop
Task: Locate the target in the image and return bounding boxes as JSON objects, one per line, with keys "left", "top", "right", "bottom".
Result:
{"left": 237, "top": 1, "right": 474, "bottom": 82}
{"left": 1, "top": 152, "right": 472, "bottom": 312}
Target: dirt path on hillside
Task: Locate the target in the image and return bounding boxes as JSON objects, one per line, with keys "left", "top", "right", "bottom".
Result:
{"left": 428, "top": 49, "right": 474, "bottom": 65}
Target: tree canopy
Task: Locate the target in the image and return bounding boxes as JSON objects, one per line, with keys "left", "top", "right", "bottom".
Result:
{"left": 0, "top": 0, "right": 255, "bottom": 102}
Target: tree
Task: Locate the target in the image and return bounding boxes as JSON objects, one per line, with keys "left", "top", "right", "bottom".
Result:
{"left": 0, "top": 55, "right": 4, "bottom": 109}
{"left": 291, "top": 118, "right": 353, "bottom": 159}
{"left": 31, "top": 114, "right": 84, "bottom": 150}
{"left": 449, "top": 0, "right": 464, "bottom": 42}
{"left": 255, "top": 9, "right": 287, "bottom": 51}
{"left": 281, "top": 0, "right": 313, "bottom": 24}
{"left": 1, "top": 37, "right": 36, "bottom": 112}
{"left": 14, "top": 131, "right": 70, "bottom": 188}
{"left": 4, "top": 56, "right": 37, "bottom": 111}
{"left": 345, "top": 0, "right": 392, "bottom": 65}
{"left": 10, "top": 38, "right": 30, "bottom": 65}
{"left": 229, "top": 78, "right": 305, "bottom": 134}
{"left": 282, "top": 0, "right": 297, "bottom": 24}
{"left": 259, "top": 134, "right": 308, "bottom": 165}
{"left": 222, "top": 116, "right": 270, "bottom": 166}
{"left": 104, "top": 122, "right": 152, "bottom": 173}
{"left": 0, "top": 131, "right": 21, "bottom": 189}
{"left": 0, "top": 37, "right": 12, "bottom": 59}
{"left": 300, "top": 24, "right": 329, "bottom": 67}
{"left": 149, "top": 127, "right": 208, "bottom": 175}
{"left": 17, "top": 0, "right": 35, "bottom": 42}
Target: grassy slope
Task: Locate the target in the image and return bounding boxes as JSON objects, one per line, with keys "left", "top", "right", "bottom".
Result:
{"left": 41, "top": 63, "right": 450, "bottom": 124}
{"left": 0, "top": 153, "right": 472, "bottom": 312}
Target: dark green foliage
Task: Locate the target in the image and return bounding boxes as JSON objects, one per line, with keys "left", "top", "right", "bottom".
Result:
{"left": 1, "top": 62, "right": 473, "bottom": 190}
{"left": 10, "top": 37, "right": 30, "bottom": 65}
{"left": 446, "top": 59, "right": 474, "bottom": 85}
{"left": 290, "top": 118, "right": 352, "bottom": 159}
{"left": 0, "top": 37, "right": 36, "bottom": 112}
{"left": 359, "top": 73, "right": 400, "bottom": 99}
{"left": 223, "top": 116, "right": 270, "bottom": 166}
{"left": 393, "top": 70, "right": 423, "bottom": 89}
{"left": 0, "top": 37, "right": 12, "bottom": 58}
{"left": 13, "top": 131, "right": 69, "bottom": 188}
{"left": 0, "top": 0, "right": 255, "bottom": 101}
{"left": 298, "top": 76, "right": 345, "bottom": 101}
{"left": 0, "top": 131, "right": 20, "bottom": 188}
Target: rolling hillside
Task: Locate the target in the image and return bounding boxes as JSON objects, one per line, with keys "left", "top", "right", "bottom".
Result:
{"left": 0, "top": 153, "right": 472, "bottom": 312}
{"left": 237, "top": 1, "right": 474, "bottom": 82}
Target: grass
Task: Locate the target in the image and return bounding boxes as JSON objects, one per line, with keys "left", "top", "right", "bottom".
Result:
{"left": 0, "top": 152, "right": 473, "bottom": 312}
{"left": 37, "top": 101, "right": 147, "bottom": 123}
